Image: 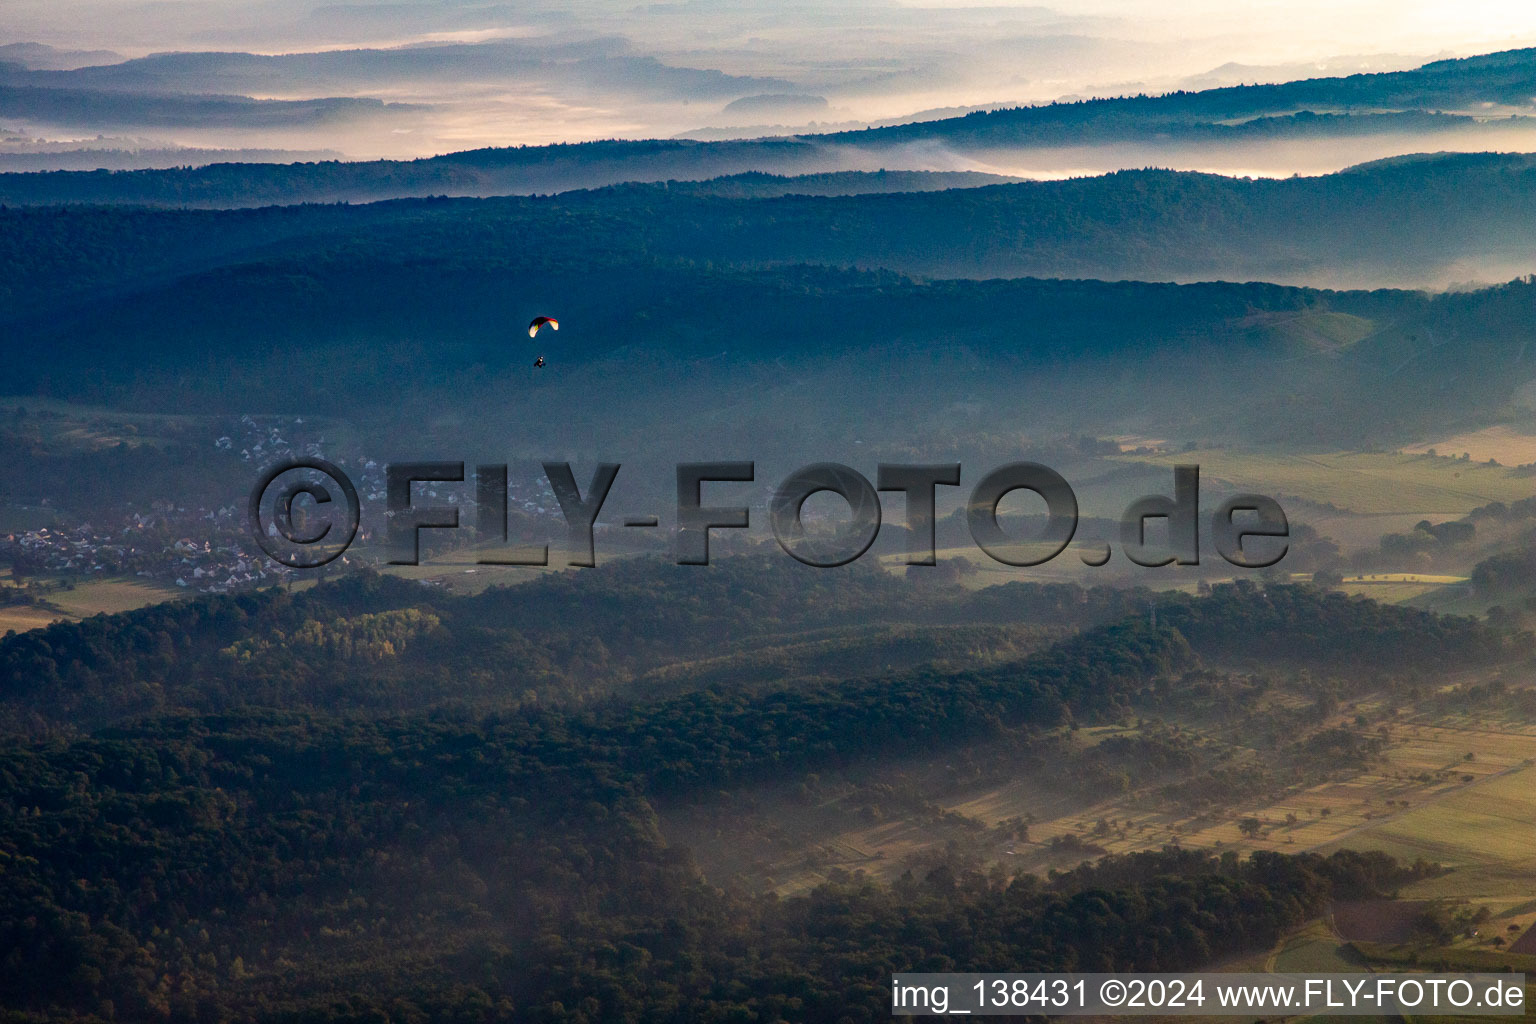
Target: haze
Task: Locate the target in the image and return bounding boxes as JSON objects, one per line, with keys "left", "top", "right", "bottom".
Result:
{"left": 6, "top": 0, "right": 1536, "bottom": 166}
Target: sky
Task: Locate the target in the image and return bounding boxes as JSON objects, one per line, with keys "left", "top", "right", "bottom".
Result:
{"left": 5, "top": 0, "right": 1536, "bottom": 160}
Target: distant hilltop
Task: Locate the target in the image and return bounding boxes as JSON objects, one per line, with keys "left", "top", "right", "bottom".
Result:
{"left": 5, "top": 46, "right": 1536, "bottom": 206}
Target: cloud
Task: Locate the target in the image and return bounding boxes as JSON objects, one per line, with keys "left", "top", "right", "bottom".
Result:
{"left": 0, "top": 82, "right": 420, "bottom": 130}
{"left": 0, "top": 142, "right": 343, "bottom": 171}
{"left": 7, "top": 0, "right": 1536, "bottom": 162}
{"left": 0, "top": 42, "right": 123, "bottom": 70}
{"left": 0, "top": 35, "right": 804, "bottom": 155}
{"left": 9, "top": 37, "right": 792, "bottom": 101}
{"left": 721, "top": 94, "right": 828, "bottom": 117}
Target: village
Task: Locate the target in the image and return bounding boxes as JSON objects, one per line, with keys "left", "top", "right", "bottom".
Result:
{"left": 3, "top": 413, "right": 571, "bottom": 600}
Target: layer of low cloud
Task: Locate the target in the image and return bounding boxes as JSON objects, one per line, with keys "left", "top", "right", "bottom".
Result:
{"left": 3, "top": 0, "right": 1536, "bottom": 163}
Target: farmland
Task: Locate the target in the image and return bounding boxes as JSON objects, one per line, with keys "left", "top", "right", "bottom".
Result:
{"left": 1315, "top": 761, "right": 1536, "bottom": 899}
{"left": 1271, "top": 921, "right": 1369, "bottom": 972}
{"left": 0, "top": 576, "right": 184, "bottom": 634}
{"left": 1403, "top": 425, "right": 1536, "bottom": 467}
{"left": 1334, "top": 573, "right": 1468, "bottom": 603}
{"left": 1122, "top": 449, "right": 1535, "bottom": 515}
{"left": 43, "top": 578, "right": 186, "bottom": 617}
{"left": 0, "top": 604, "right": 60, "bottom": 635}
{"left": 666, "top": 665, "right": 1536, "bottom": 918}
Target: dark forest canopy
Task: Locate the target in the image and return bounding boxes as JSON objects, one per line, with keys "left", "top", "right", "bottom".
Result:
{"left": 0, "top": 562, "right": 1469, "bottom": 1021}
{"left": 0, "top": 700, "right": 1433, "bottom": 1022}
{"left": 8, "top": 154, "right": 1536, "bottom": 298}
{"left": 4, "top": 262, "right": 1533, "bottom": 446}
{"left": 0, "top": 561, "right": 1517, "bottom": 736}
{"left": 7, "top": 156, "right": 1536, "bottom": 449}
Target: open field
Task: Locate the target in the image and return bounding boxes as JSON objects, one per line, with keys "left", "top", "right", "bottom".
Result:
{"left": 1403, "top": 425, "right": 1536, "bottom": 467}
{"left": 1339, "top": 896, "right": 1536, "bottom": 958}
{"left": 1333, "top": 899, "right": 1434, "bottom": 944}
{"left": 3, "top": 576, "right": 188, "bottom": 634}
{"left": 1121, "top": 450, "right": 1534, "bottom": 515}
{"left": 1335, "top": 574, "right": 1468, "bottom": 584}
{"left": 669, "top": 693, "right": 1536, "bottom": 904}
{"left": 974, "top": 717, "right": 1536, "bottom": 879}
{"left": 1174, "top": 720, "right": 1536, "bottom": 877}
{"left": 1332, "top": 574, "right": 1469, "bottom": 604}
{"left": 1272, "top": 928, "right": 1368, "bottom": 972}
{"left": 0, "top": 605, "right": 62, "bottom": 635}
{"left": 0, "top": 578, "right": 187, "bottom": 632}
{"left": 43, "top": 578, "right": 186, "bottom": 618}
{"left": 1314, "top": 761, "right": 1536, "bottom": 899}
{"left": 1356, "top": 940, "right": 1536, "bottom": 974}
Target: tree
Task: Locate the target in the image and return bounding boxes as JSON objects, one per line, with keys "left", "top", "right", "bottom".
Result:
{"left": 1311, "top": 568, "right": 1343, "bottom": 588}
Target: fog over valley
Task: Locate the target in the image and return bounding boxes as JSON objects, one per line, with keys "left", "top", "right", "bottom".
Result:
{"left": 8, "top": 0, "right": 1536, "bottom": 166}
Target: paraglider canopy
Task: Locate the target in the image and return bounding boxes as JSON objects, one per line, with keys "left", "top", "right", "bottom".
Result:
{"left": 528, "top": 316, "right": 559, "bottom": 338}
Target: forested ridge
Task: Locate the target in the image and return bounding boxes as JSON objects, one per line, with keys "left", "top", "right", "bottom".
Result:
{"left": 0, "top": 559, "right": 1477, "bottom": 1021}
{"left": 1, "top": 561, "right": 1515, "bottom": 735}
{"left": 7, "top": 156, "right": 1536, "bottom": 449}
{"left": 0, "top": 702, "right": 1428, "bottom": 1023}
{"left": 9, "top": 154, "right": 1536, "bottom": 310}
{"left": 4, "top": 250, "right": 1528, "bottom": 446}
{"left": 6, "top": 44, "right": 1536, "bottom": 205}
